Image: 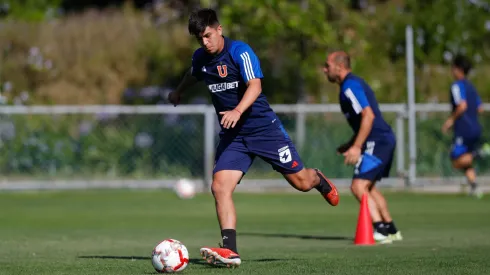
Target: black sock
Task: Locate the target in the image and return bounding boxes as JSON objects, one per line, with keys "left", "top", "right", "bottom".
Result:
{"left": 221, "top": 229, "right": 238, "bottom": 253}
{"left": 373, "top": 222, "right": 388, "bottom": 236}
{"left": 384, "top": 221, "right": 398, "bottom": 234}
{"left": 314, "top": 169, "right": 332, "bottom": 194}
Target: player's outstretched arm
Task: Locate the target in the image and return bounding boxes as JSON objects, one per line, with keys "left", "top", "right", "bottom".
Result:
{"left": 168, "top": 68, "right": 198, "bottom": 106}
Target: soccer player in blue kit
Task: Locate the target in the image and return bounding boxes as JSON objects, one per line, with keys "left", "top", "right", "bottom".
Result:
{"left": 323, "top": 51, "right": 402, "bottom": 244}
{"left": 442, "top": 55, "right": 486, "bottom": 198}
{"left": 167, "top": 8, "right": 339, "bottom": 267}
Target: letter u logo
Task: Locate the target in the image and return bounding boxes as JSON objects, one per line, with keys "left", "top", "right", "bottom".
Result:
{"left": 217, "top": 65, "right": 228, "bottom": 78}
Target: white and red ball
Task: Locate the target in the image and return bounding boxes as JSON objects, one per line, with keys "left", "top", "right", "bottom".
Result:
{"left": 151, "top": 239, "right": 189, "bottom": 273}
{"left": 173, "top": 178, "right": 196, "bottom": 199}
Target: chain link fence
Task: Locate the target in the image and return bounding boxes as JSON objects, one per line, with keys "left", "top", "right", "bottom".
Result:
{"left": 0, "top": 104, "right": 488, "bottom": 190}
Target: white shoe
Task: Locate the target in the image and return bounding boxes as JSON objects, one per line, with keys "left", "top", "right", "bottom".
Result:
{"left": 469, "top": 188, "right": 483, "bottom": 199}
{"left": 374, "top": 231, "right": 392, "bottom": 244}
{"left": 388, "top": 231, "right": 403, "bottom": 241}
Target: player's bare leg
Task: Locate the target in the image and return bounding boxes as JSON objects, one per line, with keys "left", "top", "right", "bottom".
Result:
{"left": 283, "top": 168, "right": 339, "bottom": 206}
{"left": 452, "top": 153, "right": 482, "bottom": 198}
{"left": 370, "top": 186, "right": 402, "bottom": 241}
{"left": 212, "top": 170, "right": 242, "bottom": 230}
{"left": 351, "top": 179, "right": 392, "bottom": 243}
{"left": 369, "top": 186, "right": 392, "bottom": 222}
{"left": 200, "top": 170, "right": 242, "bottom": 267}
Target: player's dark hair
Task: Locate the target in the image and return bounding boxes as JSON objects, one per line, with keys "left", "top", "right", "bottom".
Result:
{"left": 452, "top": 54, "right": 472, "bottom": 75}
{"left": 188, "top": 8, "right": 220, "bottom": 37}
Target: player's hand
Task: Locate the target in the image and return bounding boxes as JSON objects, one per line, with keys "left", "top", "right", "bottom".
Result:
{"left": 336, "top": 142, "right": 352, "bottom": 155}
{"left": 343, "top": 145, "right": 361, "bottom": 165}
{"left": 167, "top": 91, "right": 181, "bottom": 107}
{"left": 219, "top": 109, "right": 241, "bottom": 129}
{"left": 442, "top": 118, "right": 454, "bottom": 134}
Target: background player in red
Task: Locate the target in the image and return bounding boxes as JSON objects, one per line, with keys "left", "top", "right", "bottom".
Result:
{"left": 168, "top": 8, "right": 339, "bottom": 267}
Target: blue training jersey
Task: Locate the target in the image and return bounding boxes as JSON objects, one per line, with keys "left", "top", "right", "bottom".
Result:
{"left": 191, "top": 37, "right": 277, "bottom": 135}
{"left": 339, "top": 73, "right": 395, "bottom": 144}
{"left": 450, "top": 79, "right": 482, "bottom": 138}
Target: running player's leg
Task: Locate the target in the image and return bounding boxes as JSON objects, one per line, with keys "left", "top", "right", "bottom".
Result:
{"left": 369, "top": 186, "right": 402, "bottom": 240}
{"left": 369, "top": 186, "right": 392, "bottom": 223}
{"left": 350, "top": 179, "right": 390, "bottom": 243}
{"left": 351, "top": 142, "right": 396, "bottom": 243}
{"left": 283, "top": 168, "right": 339, "bottom": 206}
{"left": 368, "top": 148, "right": 402, "bottom": 240}
{"left": 200, "top": 137, "right": 252, "bottom": 267}
{"left": 451, "top": 137, "right": 482, "bottom": 198}
{"left": 244, "top": 124, "right": 339, "bottom": 206}
{"left": 351, "top": 179, "right": 383, "bottom": 222}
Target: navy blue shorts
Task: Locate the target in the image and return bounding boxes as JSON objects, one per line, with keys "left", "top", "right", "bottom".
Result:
{"left": 450, "top": 135, "right": 480, "bottom": 160}
{"left": 353, "top": 139, "right": 395, "bottom": 182}
{"left": 213, "top": 124, "right": 304, "bottom": 175}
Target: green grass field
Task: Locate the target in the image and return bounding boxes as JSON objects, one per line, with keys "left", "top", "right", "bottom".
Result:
{"left": 1, "top": 189, "right": 489, "bottom": 275}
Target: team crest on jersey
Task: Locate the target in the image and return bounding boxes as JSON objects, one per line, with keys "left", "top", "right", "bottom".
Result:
{"left": 217, "top": 65, "right": 228, "bottom": 78}
{"left": 278, "top": 145, "right": 292, "bottom": 164}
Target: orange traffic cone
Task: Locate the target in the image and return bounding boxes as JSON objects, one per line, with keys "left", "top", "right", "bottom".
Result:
{"left": 354, "top": 193, "right": 375, "bottom": 245}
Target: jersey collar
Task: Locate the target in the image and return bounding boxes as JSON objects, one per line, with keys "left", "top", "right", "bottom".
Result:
{"left": 340, "top": 72, "right": 353, "bottom": 90}
{"left": 212, "top": 36, "right": 229, "bottom": 60}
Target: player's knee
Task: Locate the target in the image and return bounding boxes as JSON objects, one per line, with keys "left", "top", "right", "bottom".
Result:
{"left": 350, "top": 179, "right": 370, "bottom": 197}
{"left": 297, "top": 169, "right": 318, "bottom": 192}
{"left": 452, "top": 153, "right": 473, "bottom": 169}
{"left": 290, "top": 177, "right": 311, "bottom": 192}
{"left": 285, "top": 170, "right": 314, "bottom": 192}
{"left": 211, "top": 179, "right": 231, "bottom": 198}
{"left": 297, "top": 180, "right": 312, "bottom": 192}
{"left": 452, "top": 158, "right": 472, "bottom": 170}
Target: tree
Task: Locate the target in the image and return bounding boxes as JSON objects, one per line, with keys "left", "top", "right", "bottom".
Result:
{"left": 217, "top": 0, "right": 337, "bottom": 103}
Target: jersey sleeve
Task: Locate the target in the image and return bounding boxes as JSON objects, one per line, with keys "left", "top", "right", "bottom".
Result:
{"left": 190, "top": 49, "right": 203, "bottom": 81}
{"left": 232, "top": 44, "right": 263, "bottom": 83}
{"left": 451, "top": 82, "right": 466, "bottom": 105}
{"left": 343, "top": 82, "right": 370, "bottom": 114}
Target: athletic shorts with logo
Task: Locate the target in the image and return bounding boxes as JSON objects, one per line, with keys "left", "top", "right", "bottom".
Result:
{"left": 450, "top": 135, "right": 480, "bottom": 160}
{"left": 353, "top": 139, "right": 395, "bottom": 182}
{"left": 213, "top": 124, "right": 304, "bottom": 175}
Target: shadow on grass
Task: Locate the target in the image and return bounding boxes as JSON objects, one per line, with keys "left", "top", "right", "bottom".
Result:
{"left": 79, "top": 255, "right": 285, "bottom": 270}
{"left": 78, "top": 255, "right": 148, "bottom": 260}
{"left": 241, "top": 232, "right": 353, "bottom": 241}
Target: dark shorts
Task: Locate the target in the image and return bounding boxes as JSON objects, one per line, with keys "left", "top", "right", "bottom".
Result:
{"left": 213, "top": 124, "right": 304, "bottom": 175}
{"left": 353, "top": 139, "right": 395, "bottom": 182}
{"left": 450, "top": 135, "right": 480, "bottom": 160}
